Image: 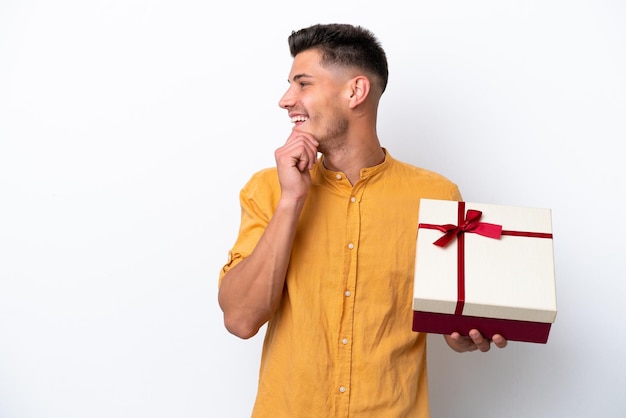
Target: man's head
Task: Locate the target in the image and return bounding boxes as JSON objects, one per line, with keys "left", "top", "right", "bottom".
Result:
{"left": 287, "top": 23, "right": 388, "bottom": 95}
{"left": 280, "top": 24, "right": 387, "bottom": 155}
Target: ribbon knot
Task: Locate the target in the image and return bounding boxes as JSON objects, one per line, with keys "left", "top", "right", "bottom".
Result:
{"left": 427, "top": 209, "right": 503, "bottom": 247}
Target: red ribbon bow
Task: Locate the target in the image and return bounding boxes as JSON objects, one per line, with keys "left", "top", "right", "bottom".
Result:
{"left": 424, "top": 209, "right": 503, "bottom": 247}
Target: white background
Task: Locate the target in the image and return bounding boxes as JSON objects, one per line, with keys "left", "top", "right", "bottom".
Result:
{"left": 1, "top": 1, "right": 624, "bottom": 417}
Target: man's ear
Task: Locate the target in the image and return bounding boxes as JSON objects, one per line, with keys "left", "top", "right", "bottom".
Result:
{"left": 347, "top": 76, "right": 370, "bottom": 108}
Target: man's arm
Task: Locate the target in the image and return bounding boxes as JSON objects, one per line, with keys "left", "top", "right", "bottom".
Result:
{"left": 218, "top": 198, "right": 304, "bottom": 339}
{"left": 218, "top": 130, "right": 319, "bottom": 339}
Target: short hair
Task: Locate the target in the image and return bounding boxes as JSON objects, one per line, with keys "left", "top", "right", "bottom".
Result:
{"left": 288, "top": 23, "right": 389, "bottom": 93}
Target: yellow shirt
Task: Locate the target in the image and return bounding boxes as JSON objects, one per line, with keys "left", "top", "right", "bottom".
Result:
{"left": 219, "top": 151, "right": 461, "bottom": 418}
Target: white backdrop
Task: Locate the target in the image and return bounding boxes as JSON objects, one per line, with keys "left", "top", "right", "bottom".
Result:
{"left": 1, "top": 1, "right": 624, "bottom": 417}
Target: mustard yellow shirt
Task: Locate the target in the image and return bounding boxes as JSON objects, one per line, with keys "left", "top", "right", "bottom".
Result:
{"left": 219, "top": 151, "right": 461, "bottom": 418}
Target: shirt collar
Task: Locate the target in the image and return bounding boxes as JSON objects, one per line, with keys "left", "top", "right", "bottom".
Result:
{"left": 314, "top": 148, "right": 391, "bottom": 184}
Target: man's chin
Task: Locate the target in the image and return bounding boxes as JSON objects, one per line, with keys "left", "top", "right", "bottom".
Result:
{"left": 292, "top": 124, "right": 312, "bottom": 134}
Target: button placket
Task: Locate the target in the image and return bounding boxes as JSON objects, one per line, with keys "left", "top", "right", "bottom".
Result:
{"left": 334, "top": 185, "right": 364, "bottom": 416}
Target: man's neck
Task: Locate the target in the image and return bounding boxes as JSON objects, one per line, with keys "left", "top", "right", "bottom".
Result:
{"left": 322, "top": 144, "right": 385, "bottom": 185}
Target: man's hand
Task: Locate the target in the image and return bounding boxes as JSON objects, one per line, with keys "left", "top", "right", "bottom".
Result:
{"left": 444, "top": 330, "right": 508, "bottom": 353}
{"left": 274, "top": 129, "right": 319, "bottom": 201}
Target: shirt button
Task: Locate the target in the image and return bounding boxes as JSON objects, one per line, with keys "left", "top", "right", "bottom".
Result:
{"left": 344, "top": 290, "right": 351, "bottom": 297}
{"left": 347, "top": 243, "right": 354, "bottom": 249}
{"left": 350, "top": 196, "right": 356, "bottom": 203}
{"left": 339, "top": 386, "right": 346, "bottom": 393}
{"left": 342, "top": 338, "right": 348, "bottom": 345}
{"left": 335, "top": 174, "right": 342, "bottom": 180}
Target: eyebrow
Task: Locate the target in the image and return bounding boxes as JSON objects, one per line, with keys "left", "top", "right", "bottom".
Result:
{"left": 289, "top": 73, "right": 314, "bottom": 83}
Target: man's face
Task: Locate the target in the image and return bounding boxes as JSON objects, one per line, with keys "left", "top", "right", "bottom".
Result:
{"left": 278, "top": 49, "right": 350, "bottom": 154}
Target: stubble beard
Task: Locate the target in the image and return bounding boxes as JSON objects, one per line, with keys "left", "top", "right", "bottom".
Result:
{"left": 314, "top": 113, "right": 349, "bottom": 156}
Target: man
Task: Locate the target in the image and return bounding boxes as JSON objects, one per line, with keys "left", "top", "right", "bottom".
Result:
{"left": 218, "top": 23, "right": 507, "bottom": 418}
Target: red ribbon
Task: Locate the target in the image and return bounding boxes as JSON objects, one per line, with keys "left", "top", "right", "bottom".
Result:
{"left": 419, "top": 207, "right": 503, "bottom": 248}
{"left": 418, "top": 201, "right": 553, "bottom": 316}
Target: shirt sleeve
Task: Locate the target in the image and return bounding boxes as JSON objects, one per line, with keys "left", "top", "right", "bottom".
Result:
{"left": 218, "top": 168, "right": 280, "bottom": 287}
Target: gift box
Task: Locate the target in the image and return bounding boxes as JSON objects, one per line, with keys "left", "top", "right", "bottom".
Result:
{"left": 412, "top": 198, "right": 557, "bottom": 343}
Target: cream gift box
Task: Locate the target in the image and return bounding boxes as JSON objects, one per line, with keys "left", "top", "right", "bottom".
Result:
{"left": 412, "top": 198, "right": 557, "bottom": 343}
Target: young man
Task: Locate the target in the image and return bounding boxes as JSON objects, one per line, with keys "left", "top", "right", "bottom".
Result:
{"left": 218, "top": 23, "right": 507, "bottom": 418}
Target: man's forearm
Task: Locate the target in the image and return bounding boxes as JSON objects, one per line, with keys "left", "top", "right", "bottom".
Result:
{"left": 218, "top": 198, "right": 305, "bottom": 339}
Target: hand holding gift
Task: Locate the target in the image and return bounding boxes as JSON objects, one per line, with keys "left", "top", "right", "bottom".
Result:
{"left": 444, "top": 329, "right": 508, "bottom": 353}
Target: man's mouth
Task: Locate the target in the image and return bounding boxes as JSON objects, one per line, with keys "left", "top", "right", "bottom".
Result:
{"left": 290, "top": 115, "right": 309, "bottom": 125}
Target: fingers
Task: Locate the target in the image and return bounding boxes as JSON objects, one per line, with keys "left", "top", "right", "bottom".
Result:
{"left": 468, "top": 329, "right": 491, "bottom": 352}
{"left": 448, "top": 332, "right": 478, "bottom": 352}
{"left": 274, "top": 130, "right": 319, "bottom": 201}
{"left": 492, "top": 333, "right": 508, "bottom": 349}
{"left": 277, "top": 130, "right": 319, "bottom": 172}
{"left": 448, "top": 330, "right": 508, "bottom": 353}
{"left": 469, "top": 330, "right": 509, "bottom": 352}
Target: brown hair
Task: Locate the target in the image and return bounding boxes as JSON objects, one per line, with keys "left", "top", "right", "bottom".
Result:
{"left": 288, "top": 23, "right": 389, "bottom": 93}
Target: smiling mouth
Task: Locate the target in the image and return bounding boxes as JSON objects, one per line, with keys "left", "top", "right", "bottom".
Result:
{"left": 290, "top": 115, "right": 309, "bottom": 124}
